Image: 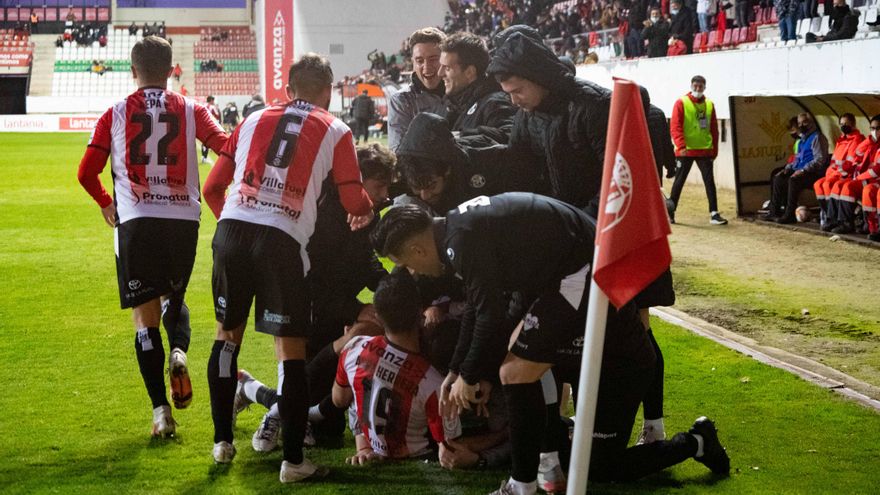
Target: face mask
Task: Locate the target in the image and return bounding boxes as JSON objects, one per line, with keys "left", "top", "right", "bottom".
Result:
{"left": 790, "top": 132, "right": 800, "bottom": 140}
{"left": 872, "top": 129, "right": 880, "bottom": 140}
{"left": 799, "top": 124, "right": 810, "bottom": 134}
{"left": 840, "top": 125, "right": 852, "bottom": 134}
{"left": 692, "top": 90, "right": 703, "bottom": 99}
{"left": 651, "top": 16, "right": 661, "bottom": 22}
{"left": 671, "top": 8, "right": 680, "bottom": 15}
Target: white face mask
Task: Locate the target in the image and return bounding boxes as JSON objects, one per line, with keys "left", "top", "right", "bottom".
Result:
{"left": 692, "top": 90, "right": 703, "bottom": 99}
{"left": 873, "top": 129, "right": 880, "bottom": 141}
{"left": 671, "top": 8, "right": 680, "bottom": 15}
{"left": 651, "top": 16, "right": 661, "bottom": 22}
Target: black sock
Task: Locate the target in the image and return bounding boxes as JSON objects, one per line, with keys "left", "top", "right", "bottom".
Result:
{"left": 207, "top": 340, "right": 239, "bottom": 443}
{"left": 279, "top": 359, "right": 308, "bottom": 464}
{"left": 541, "top": 403, "right": 568, "bottom": 453}
{"left": 306, "top": 343, "right": 340, "bottom": 404}
{"left": 135, "top": 327, "right": 168, "bottom": 408}
{"left": 504, "top": 382, "right": 546, "bottom": 483}
{"left": 161, "top": 296, "right": 191, "bottom": 352}
{"left": 256, "top": 385, "right": 278, "bottom": 409}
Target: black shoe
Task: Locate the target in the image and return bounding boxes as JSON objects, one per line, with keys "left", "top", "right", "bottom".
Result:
{"left": 868, "top": 233, "right": 880, "bottom": 242}
{"left": 776, "top": 215, "right": 796, "bottom": 224}
{"left": 831, "top": 224, "right": 853, "bottom": 234}
{"left": 689, "top": 416, "right": 730, "bottom": 475}
{"left": 710, "top": 212, "right": 728, "bottom": 225}
{"left": 820, "top": 222, "right": 836, "bottom": 232}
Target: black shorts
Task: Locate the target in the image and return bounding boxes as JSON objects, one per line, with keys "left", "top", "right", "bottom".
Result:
{"left": 511, "top": 265, "right": 591, "bottom": 368}
{"left": 115, "top": 217, "right": 198, "bottom": 309}
{"left": 211, "top": 219, "right": 310, "bottom": 337}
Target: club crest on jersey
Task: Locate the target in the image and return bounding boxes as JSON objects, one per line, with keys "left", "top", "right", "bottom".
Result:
{"left": 523, "top": 313, "right": 539, "bottom": 332}
{"left": 467, "top": 103, "right": 478, "bottom": 115}
{"left": 469, "top": 174, "right": 486, "bottom": 188}
{"left": 602, "top": 152, "right": 633, "bottom": 233}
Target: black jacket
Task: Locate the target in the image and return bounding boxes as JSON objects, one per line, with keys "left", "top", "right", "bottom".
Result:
{"left": 242, "top": 99, "right": 265, "bottom": 120}
{"left": 351, "top": 94, "right": 375, "bottom": 121}
{"left": 442, "top": 76, "right": 517, "bottom": 145}
{"left": 669, "top": 6, "right": 696, "bottom": 52}
{"left": 308, "top": 179, "right": 386, "bottom": 326}
{"left": 642, "top": 19, "right": 671, "bottom": 58}
{"left": 647, "top": 105, "right": 676, "bottom": 179}
{"left": 440, "top": 192, "right": 646, "bottom": 383}
{"left": 825, "top": 10, "right": 859, "bottom": 42}
{"left": 395, "top": 113, "right": 520, "bottom": 215}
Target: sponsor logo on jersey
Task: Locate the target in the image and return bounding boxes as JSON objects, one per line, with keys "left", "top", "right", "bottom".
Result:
{"left": 602, "top": 152, "right": 633, "bottom": 233}
{"left": 217, "top": 296, "right": 226, "bottom": 308}
{"left": 446, "top": 247, "right": 455, "bottom": 260}
{"left": 469, "top": 174, "right": 486, "bottom": 188}
{"left": 128, "top": 279, "right": 142, "bottom": 290}
{"left": 523, "top": 313, "right": 539, "bottom": 332}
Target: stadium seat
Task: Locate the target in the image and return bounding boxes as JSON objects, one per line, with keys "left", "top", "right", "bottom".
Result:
{"left": 813, "top": 16, "right": 824, "bottom": 34}
{"left": 722, "top": 29, "right": 734, "bottom": 48}
{"left": 694, "top": 32, "right": 706, "bottom": 53}
{"left": 705, "top": 31, "right": 719, "bottom": 52}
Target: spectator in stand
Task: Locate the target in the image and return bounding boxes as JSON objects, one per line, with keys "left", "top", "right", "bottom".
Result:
{"left": 99, "top": 34, "right": 107, "bottom": 48}
{"left": 775, "top": 0, "right": 798, "bottom": 42}
{"left": 807, "top": 1, "right": 859, "bottom": 43}
{"left": 387, "top": 27, "right": 447, "bottom": 152}
{"left": 172, "top": 63, "right": 182, "bottom": 81}
{"left": 55, "top": 36, "right": 64, "bottom": 48}
{"left": 29, "top": 11, "right": 38, "bottom": 34}
{"left": 736, "top": 0, "right": 753, "bottom": 28}
{"left": 180, "top": 85, "right": 188, "bottom": 96}
{"left": 350, "top": 89, "right": 376, "bottom": 145}
{"left": 669, "top": 0, "right": 696, "bottom": 53}
{"left": 625, "top": 0, "right": 650, "bottom": 58}
{"left": 242, "top": 94, "right": 266, "bottom": 120}
{"left": 143, "top": 23, "right": 151, "bottom": 37}
{"left": 767, "top": 113, "right": 830, "bottom": 223}
{"left": 642, "top": 8, "right": 672, "bottom": 57}
{"left": 129, "top": 22, "right": 138, "bottom": 36}
{"left": 697, "top": 0, "right": 713, "bottom": 32}
{"left": 66, "top": 10, "right": 76, "bottom": 28}
{"left": 669, "top": 75, "right": 728, "bottom": 225}
{"left": 812, "top": 113, "right": 863, "bottom": 231}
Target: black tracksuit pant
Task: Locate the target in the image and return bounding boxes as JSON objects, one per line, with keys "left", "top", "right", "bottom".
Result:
{"left": 770, "top": 168, "right": 822, "bottom": 217}
{"left": 670, "top": 157, "right": 719, "bottom": 213}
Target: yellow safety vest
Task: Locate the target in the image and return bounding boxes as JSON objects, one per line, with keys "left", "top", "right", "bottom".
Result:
{"left": 680, "top": 96, "right": 714, "bottom": 150}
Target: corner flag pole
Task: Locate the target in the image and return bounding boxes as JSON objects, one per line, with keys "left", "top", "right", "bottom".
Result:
{"left": 565, "top": 250, "right": 609, "bottom": 494}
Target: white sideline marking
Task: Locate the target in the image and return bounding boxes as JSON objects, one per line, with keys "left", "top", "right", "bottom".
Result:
{"left": 651, "top": 307, "right": 880, "bottom": 413}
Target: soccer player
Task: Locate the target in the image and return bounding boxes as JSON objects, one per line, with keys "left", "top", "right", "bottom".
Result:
{"left": 76, "top": 35, "right": 228, "bottom": 437}
{"left": 371, "top": 195, "right": 730, "bottom": 495}
{"left": 201, "top": 53, "right": 374, "bottom": 482}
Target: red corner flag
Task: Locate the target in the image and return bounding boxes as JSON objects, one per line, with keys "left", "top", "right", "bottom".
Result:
{"left": 593, "top": 79, "right": 672, "bottom": 309}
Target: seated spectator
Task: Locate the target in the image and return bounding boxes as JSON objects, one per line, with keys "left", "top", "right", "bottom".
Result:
{"left": 807, "top": 1, "right": 859, "bottom": 43}
{"left": 142, "top": 23, "right": 151, "bottom": 37}
{"left": 642, "top": 8, "right": 671, "bottom": 58}
{"left": 65, "top": 10, "right": 76, "bottom": 28}
{"left": 55, "top": 36, "right": 64, "bottom": 48}
{"left": 824, "top": 116, "right": 880, "bottom": 234}
{"left": 98, "top": 35, "right": 107, "bottom": 48}
{"left": 584, "top": 51, "right": 599, "bottom": 64}
{"left": 812, "top": 113, "right": 863, "bottom": 230}
{"left": 669, "top": 0, "right": 696, "bottom": 53}
{"left": 129, "top": 22, "right": 138, "bottom": 36}
{"left": 767, "top": 113, "right": 830, "bottom": 223}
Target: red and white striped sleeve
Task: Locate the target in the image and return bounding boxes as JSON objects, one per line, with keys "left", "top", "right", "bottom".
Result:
{"left": 77, "top": 108, "right": 113, "bottom": 208}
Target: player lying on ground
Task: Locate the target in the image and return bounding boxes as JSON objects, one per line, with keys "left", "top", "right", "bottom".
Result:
{"left": 76, "top": 35, "right": 227, "bottom": 437}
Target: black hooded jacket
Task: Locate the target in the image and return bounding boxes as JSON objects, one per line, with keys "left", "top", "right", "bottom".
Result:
{"left": 442, "top": 76, "right": 516, "bottom": 146}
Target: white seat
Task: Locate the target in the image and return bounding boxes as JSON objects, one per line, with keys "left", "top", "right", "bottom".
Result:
{"left": 811, "top": 17, "right": 823, "bottom": 33}
{"left": 819, "top": 15, "right": 830, "bottom": 35}
{"left": 797, "top": 18, "right": 811, "bottom": 36}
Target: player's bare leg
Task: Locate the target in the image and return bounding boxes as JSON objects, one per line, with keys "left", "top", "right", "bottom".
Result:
{"left": 276, "top": 336, "right": 329, "bottom": 483}
{"left": 132, "top": 299, "right": 176, "bottom": 437}
{"left": 208, "top": 322, "right": 245, "bottom": 463}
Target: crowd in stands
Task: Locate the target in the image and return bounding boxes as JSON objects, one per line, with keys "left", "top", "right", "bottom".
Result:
{"left": 199, "top": 59, "right": 224, "bottom": 73}
{"left": 89, "top": 59, "right": 111, "bottom": 75}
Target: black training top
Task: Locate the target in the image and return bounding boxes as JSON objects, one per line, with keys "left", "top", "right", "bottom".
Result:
{"left": 439, "top": 192, "right": 594, "bottom": 383}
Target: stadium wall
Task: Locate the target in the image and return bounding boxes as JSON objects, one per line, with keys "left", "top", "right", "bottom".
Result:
{"left": 288, "top": 0, "right": 448, "bottom": 81}
{"left": 577, "top": 37, "right": 880, "bottom": 190}
{"left": 112, "top": 0, "right": 252, "bottom": 27}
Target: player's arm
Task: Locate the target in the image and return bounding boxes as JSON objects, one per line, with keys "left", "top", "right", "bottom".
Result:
{"left": 332, "top": 343, "right": 354, "bottom": 409}
{"left": 347, "top": 432, "right": 381, "bottom": 466}
{"left": 330, "top": 132, "right": 374, "bottom": 229}
{"left": 202, "top": 125, "right": 240, "bottom": 218}
{"left": 77, "top": 110, "right": 115, "bottom": 227}
{"left": 194, "top": 103, "right": 229, "bottom": 154}
{"left": 669, "top": 98, "right": 686, "bottom": 153}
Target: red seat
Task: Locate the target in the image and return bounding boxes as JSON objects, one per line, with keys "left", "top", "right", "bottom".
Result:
{"left": 722, "top": 28, "right": 733, "bottom": 47}
{"left": 693, "top": 31, "right": 707, "bottom": 53}
{"left": 747, "top": 23, "right": 758, "bottom": 42}
{"left": 704, "top": 31, "right": 718, "bottom": 52}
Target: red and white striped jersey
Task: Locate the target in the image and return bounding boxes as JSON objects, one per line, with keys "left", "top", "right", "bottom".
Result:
{"left": 215, "top": 100, "right": 370, "bottom": 256}
{"left": 85, "top": 87, "right": 226, "bottom": 223}
{"left": 336, "top": 335, "right": 461, "bottom": 459}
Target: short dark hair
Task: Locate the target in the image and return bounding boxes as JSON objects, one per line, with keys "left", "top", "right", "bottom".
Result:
{"left": 373, "top": 271, "right": 422, "bottom": 334}
{"left": 131, "top": 36, "right": 172, "bottom": 80}
{"left": 840, "top": 113, "right": 856, "bottom": 124}
{"left": 398, "top": 154, "right": 451, "bottom": 190}
{"left": 288, "top": 53, "right": 333, "bottom": 98}
{"left": 493, "top": 72, "right": 515, "bottom": 84}
{"left": 357, "top": 143, "right": 395, "bottom": 182}
{"left": 408, "top": 27, "right": 445, "bottom": 50}
{"left": 788, "top": 116, "right": 799, "bottom": 129}
{"left": 206, "top": 95, "right": 215, "bottom": 102}
{"left": 691, "top": 75, "right": 706, "bottom": 85}
{"left": 440, "top": 32, "right": 490, "bottom": 76}
{"left": 370, "top": 204, "right": 433, "bottom": 257}
{"left": 871, "top": 114, "right": 880, "bottom": 123}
